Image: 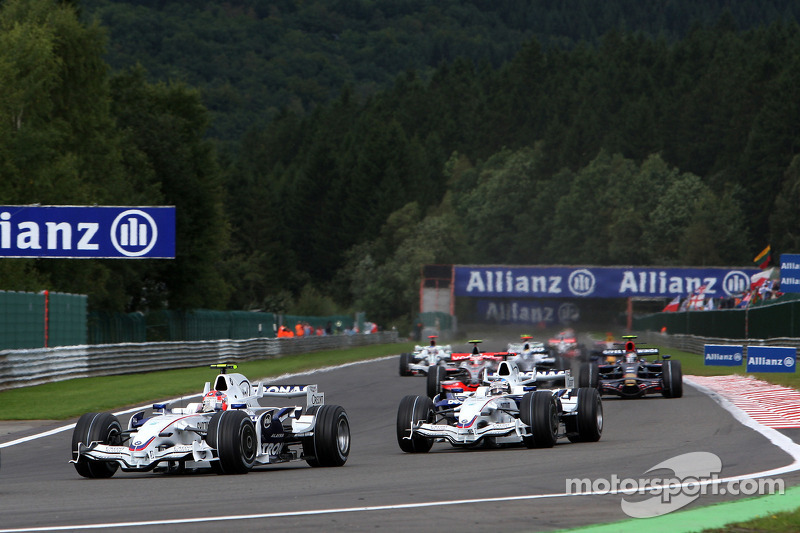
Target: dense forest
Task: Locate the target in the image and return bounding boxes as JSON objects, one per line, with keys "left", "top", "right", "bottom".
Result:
{"left": 2, "top": 0, "right": 800, "bottom": 331}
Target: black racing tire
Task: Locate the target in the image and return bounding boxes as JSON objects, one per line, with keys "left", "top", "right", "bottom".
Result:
{"left": 302, "top": 404, "right": 350, "bottom": 467}
{"left": 567, "top": 388, "right": 603, "bottom": 442}
{"left": 661, "top": 360, "right": 683, "bottom": 398}
{"left": 426, "top": 365, "right": 446, "bottom": 399}
{"left": 397, "top": 395, "right": 435, "bottom": 453}
{"left": 520, "top": 391, "right": 559, "bottom": 448}
{"left": 71, "top": 412, "right": 122, "bottom": 478}
{"left": 207, "top": 410, "right": 257, "bottom": 474}
{"left": 578, "top": 361, "right": 599, "bottom": 388}
{"left": 399, "top": 353, "right": 413, "bottom": 376}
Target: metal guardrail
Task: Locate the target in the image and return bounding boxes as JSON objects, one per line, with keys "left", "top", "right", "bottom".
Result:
{"left": 639, "top": 331, "right": 800, "bottom": 357}
{"left": 0, "top": 331, "right": 399, "bottom": 391}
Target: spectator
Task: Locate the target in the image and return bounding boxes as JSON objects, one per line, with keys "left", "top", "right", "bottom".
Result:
{"left": 295, "top": 322, "right": 304, "bottom": 337}
{"left": 325, "top": 321, "right": 333, "bottom": 336}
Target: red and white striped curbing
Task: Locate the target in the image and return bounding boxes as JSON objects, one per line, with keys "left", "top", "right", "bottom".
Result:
{"left": 687, "top": 374, "right": 800, "bottom": 428}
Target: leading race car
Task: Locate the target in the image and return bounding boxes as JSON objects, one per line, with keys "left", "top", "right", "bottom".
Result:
{"left": 397, "top": 358, "right": 603, "bottom": 452}
{"left": 71, "top": 364, "right": 350, "bottom": 477}
{"left": 399, "top": 336, "right": 453, "bottom": 376}
{"left": 507, "top": 334, "right": 566, "bottom": 372}
{"left": 546, "top": 328, "right": 586, "bottom": 361}
{"left": 595, "top": 336, "right": 683, "bottom": 399}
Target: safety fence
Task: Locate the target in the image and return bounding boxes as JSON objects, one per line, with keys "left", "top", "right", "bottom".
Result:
{"left": 633, "top": 293, "right": 800, "bottom": 339}
{"left": 637, "top": 330, "right": 800, "bottom": 356}
{"left": 0, "top": 290, "right": 86, "bottom": 349}
{"left": 0, "top": 330, "right": 399, "bottom": 391}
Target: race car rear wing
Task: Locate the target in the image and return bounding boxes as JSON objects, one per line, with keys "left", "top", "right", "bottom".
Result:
{"left": 601, "top": 348, "right": 660, "bottom": 357}
{"left": 256, "top": 383, "right": 325, "bottom": 408}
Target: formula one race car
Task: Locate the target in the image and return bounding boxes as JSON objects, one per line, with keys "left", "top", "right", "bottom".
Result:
{"left": 425, "top": 340, "right": 504, "bottom": 398}
{"left": 399, "top": 336, "right": 453, "bottom": 376}
{"left": 397, "top": 359, "right": 603, "bottom": 452}
{"left": 595, "top": 336, "right": 683, "bottom": 399}
{"left": 71, "top": 364, "right": 350, "bottom": 477}
{"left": 546, "top": 328, "right": 586, "bottom": 361}
{"left": 507, "top": 334, "right": 566, "bottom": 372}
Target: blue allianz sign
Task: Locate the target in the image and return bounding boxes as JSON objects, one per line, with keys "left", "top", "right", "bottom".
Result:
{"left": 746, "top": 346, "right": 796, "bottom": 373}
{"left": 0, "top": 206, "right": 175, "bottom": 258}
{"left": 780, "top": 254, "right": 800, "bottom": 293}
{"left": 453, "top": 266, "right": 758, "bottom": 299}
{"left": 704, "top": 344, "right": 743, "bottom": 366}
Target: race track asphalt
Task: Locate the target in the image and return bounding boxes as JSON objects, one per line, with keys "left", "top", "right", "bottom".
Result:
{"left": 0, "top": 341, "right": 798, "bottom": 532}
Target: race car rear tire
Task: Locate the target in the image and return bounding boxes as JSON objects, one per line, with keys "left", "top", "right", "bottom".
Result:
{"left": 72, "top": 412, "right": 122, "bottom": 478}
{"left": 208, "top": 410, "right": 257, "bottom": 474}
{"left": 303, "top": 404, "right": 350, "bottom": 467}
{"left": 397, "top": 395, "right": 435, "bottom": 453}
{"left": 520, "top": 391, "right": 559, "bottom": 448}
{"left": 661, "top": 360, "right": 683, "bottom": 398}
{"left": 567, "top": 387, "right": 603, "bottom": 442}
{"left": 578, "top": 361, "right": 599, "bottom": 388}
{"left": 426, "top": 365, "right": 446, "bottom": 399}
{"left": 399, "top": 353, "right": 413, "bottom": 376}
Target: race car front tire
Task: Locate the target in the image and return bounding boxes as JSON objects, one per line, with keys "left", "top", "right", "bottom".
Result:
{"left": 303, "top": 404, "right": 350, "bottom": 467}
{"left": 397, "top": 395, "right": 435, "bottom": 453}
{"left": 520, "top": 391, "right": 559, "bottom": 448}
{"left": 426, "top": 365, "right": 446, "bottom": 399}
{"left": 566, "top": 387, "right": 603, "bottom": 442}
{"left": 399, "top": 353, "right": 413, "bottom": 376}
{"left": 208, "top": 410, "right": 257, "bottom": 474}
{"left": 661, "top": 359, "right": 683, "bottom": 398}
{"left": 72, "top": 412, "right": 122, "bottom": 478}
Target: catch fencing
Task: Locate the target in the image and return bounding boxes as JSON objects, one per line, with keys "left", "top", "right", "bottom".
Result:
{"left": 0, "top": 330, "right": 399, "bottom": 391}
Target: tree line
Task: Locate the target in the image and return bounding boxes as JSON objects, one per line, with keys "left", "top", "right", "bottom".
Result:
{"left": 2, "top": 0, "right": 800, "bottom": 333}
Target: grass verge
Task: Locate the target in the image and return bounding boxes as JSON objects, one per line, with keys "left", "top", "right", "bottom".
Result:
{"left": 700, "top": 506, "right": 800, "bottom": 532}
{"left": 0, "top": 342, "right": 415, "bottom": 420}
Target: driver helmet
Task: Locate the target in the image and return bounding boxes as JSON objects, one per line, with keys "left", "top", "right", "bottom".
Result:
{"left": 625, "top": 352, "right": 637, "bottom": 364}
{"left": 489, "top": 380, "right": 510, "bottom": 396}
{"left": 202, "top": 390, "right": 229, "bottom": 412}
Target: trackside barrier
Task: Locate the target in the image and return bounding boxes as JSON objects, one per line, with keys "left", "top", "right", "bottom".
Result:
{"left": 638, "top": 331, "right": 800, "bottom": 357}
{"left": 0, "top": 331, "right": 399, "bottom": 391}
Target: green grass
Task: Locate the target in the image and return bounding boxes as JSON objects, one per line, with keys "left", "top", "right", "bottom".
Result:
{"left": 0, "top": 342, "right": 415, "bottom": 420}
{"left": 700, "top": 507, "right": 800, "bottom": 532}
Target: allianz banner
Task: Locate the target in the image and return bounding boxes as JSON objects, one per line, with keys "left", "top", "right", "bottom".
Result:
{"left": 454, "top": 266, "right": 759, "bottom": 299}
{"left": 0, "top": 206, "right": 175, "bottom": 258}
{"left": 704, "top": 344, "right": 744, "bottom": 366}
{"left": 746, "top": 346, "right": 796, "bottom": 373}
{"left": 780, "top": 253, "right": 800, "bottom": 293}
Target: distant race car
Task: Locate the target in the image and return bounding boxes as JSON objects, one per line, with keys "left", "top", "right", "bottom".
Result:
{"left": 425, "top": 340, "right": 505, "bottom": 398}
{"left": 507, "top": 334, "right": 566, "bottom": 372}
{"left": 595, "top": 336, "right": 683, "bottom": 399}
{"left": 546, "top": 328, "right": 586, "bottom": 361}
{"left": 399, "top": 336, "right": 453, "bottom": 376}
{"left": 71, "top": 364, "right": 350, "bottom": 477}
{"left": 397, "top": 358, "right": 603, "bottom": 452}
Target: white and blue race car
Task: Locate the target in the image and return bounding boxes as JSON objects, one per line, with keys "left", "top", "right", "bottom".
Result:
{"left": 399, "top": 335, "right": 453, "bottom": 376}
{"left": 397, "top": 359, "right": 602, "bottom": 452}
{"left": 71, "top": 364, "right": 350, "bottom": 477}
